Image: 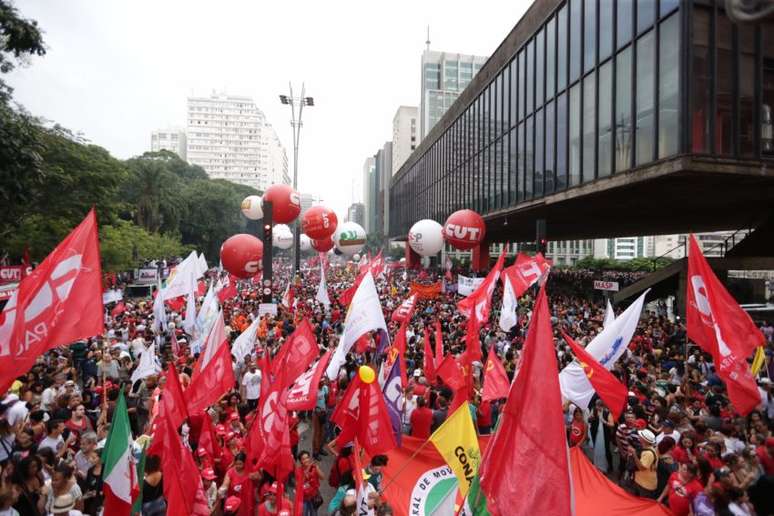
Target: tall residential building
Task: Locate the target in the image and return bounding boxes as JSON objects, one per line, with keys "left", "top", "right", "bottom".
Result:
{"left": 392, "top": 106, "right": 419, "bottom": 175}
{"left": 593, "top": 237, "right": 654, "bottom": 261}
{"left": 347, "top": 203, "right": 365, "bottom": 227}
{"left": 186, "top": 92, "right": 288, "bottom": 191}
{"left": 375, "top": 142, "right": 393, "bottom": 237}
{"left": 420, "top": 49, "right": 487, "bottom": 139}
{"left": 299, "top": 193, "right": 323, "bottom": 217}
{"left": 546, "top": 240, "right": 595, "bottom": 266}
{"left": 362, "top": 157, "right": 376, "bottom": 233}
{"left": 150, "top": 128, "right": 187, "bottom": 160}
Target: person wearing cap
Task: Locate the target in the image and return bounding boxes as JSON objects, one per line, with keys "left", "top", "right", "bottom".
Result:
{"left": 258, "top": 482, "right": 292, "bottom": 515}
{"left": 201, "top": 468, "right": 219, "bottom": 512}
{"left": 615, "top": 411, "right": 637, "bottom": 481}
{"left": 224, "top": 495, "right": 242, "bottom": 515}
{"left": 656, "top": 419, "right": 681, "bottom": 446}
{"left": 631, "top": 429, "right": 659, "bottom": 498}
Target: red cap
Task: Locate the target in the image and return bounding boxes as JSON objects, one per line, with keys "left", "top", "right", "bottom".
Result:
{"left": 224, "top": 496, "right": 242, "bottom": 512}
{"left": 215, "top": 424, "right": 227, "bottom": 436}
{"left": 229, "top": 412, "right": 240, "bottom": 421}
{"left": 201, "top": 468, "right": 217, "bottom": 480}
{"left": 226, "top": 432, "right": 236, "bottom": 442}
{"left": 635, "top": 419, "right": 648, "bottom": 430}
{"left": 196, "top": 447, "right": 209, "bottom": 457}
{"left": 265, "top": 482, "right": 279, "bottom": 495}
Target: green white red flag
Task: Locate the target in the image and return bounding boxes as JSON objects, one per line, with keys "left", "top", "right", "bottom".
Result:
{"left": 102, "top": 391, "right": 138, "bottom": 515}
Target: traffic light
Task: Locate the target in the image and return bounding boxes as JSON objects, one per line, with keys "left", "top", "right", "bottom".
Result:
{"left": 262, "top": 201, "right": 273, "bottom": 303}
{"left": 536, "top": 219, "right": 547, "bottom": 255}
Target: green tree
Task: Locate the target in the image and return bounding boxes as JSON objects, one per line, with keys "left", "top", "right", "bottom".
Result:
{"left": 100, "top": 220, "right": 191, "bottom": 272}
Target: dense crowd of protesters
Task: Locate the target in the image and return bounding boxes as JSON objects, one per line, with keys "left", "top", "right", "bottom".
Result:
{"left": 0, "top": 254, "right": 772, "bottom": 515}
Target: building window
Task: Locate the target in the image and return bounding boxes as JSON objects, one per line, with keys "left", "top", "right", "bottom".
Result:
{"left": 570, "top": 0, "right": 582, "bottom": 83}
{"left": 764, "top": 23, "right": 774, "bottom": 155}
{"left": 598, "top": 61, "right": 613, "bottom": 177}
{"left": 739, "top": 29, "right": 755, "bottom": 156}
{"left": 527, "top": 39, "right": 534, "bottom": 115}
{"left": 557, "top": 5, "right": 568, "bottom": 92}
{"left": 545, "top": 100, "right": 555, "bottom": 193}
{"left": 617, "top": 0, "right": 633, "bottom": 50}
{"left": 615, "top": 46, "right": 633, "bottom": 171}
{"left": 509, "top": 128, "right": 518, "bottom": 203}
{"left": 536, "top": 27, "right": 545, "bottom": 108}
{"left": 535, "top": 108, "right": 544, "bottom": 197}
{"left": 556, "top": 92, "right": 568, "bottom": 189}
{"left": 584, "top": 0, "right": 596, "bottom": 73}
{"left": 638, "top": 0, "right": 656, "bottom": 34}
{"left": 636, "top": 31, "right": 655, "bottom": 165}
{"left": 525, "top": 116, "right": 533, "bottom": 199}
{"left": 546, "top": 16, "right": 556, "bottom": 101}
{"left": 692, "top": 6, "right": 711, "bottom": 153}
{"left": 582, "top": 72, "right": 595, "bottom": 181}
{"left": 716, "top": 16, "right": 733, "bottom": 155}
{"left": 658, "top": 14, "right": 680, "bottom": 159}
{"left": 519, "top": 50, "right": 526, "bottom": 120}
{"left": 600, "top": 0, "right": 614, "bottom": 61}
{"left": 518, "top": 121, "right": 525, "bottom": 201}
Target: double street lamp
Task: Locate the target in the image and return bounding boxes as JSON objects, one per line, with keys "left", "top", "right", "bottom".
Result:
{"left": 279, "top": 82, "right": 314, "bottom": 274}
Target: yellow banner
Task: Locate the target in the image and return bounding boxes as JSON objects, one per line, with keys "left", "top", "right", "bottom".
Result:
{"left": 428, "top": 401, "right": 480, "bottom": 501}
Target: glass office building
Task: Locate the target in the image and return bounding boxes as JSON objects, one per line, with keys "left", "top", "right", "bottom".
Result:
{"left": 389, "top": 0, "right": 774, "bottom": 240}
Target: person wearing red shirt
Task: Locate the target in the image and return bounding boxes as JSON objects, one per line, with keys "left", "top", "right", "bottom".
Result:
{"left": 657, "top": 462, "right": 703, "bottom": 516}
{"left": 220, "top": 452, "right": 250, "bottom": 499}
{"left": 476, "top": 398, "right": 493, "bottom": 434}
{"left": 410, "top": 397, "right": 433, "bottom": 439}
{"left": 258, "top": 482, "right": 292, "bottom": 515}
{"left": 568, "top": 407, "right": 588, "bottom": 448}
{"left": 756, "top": 437, "right": 774, "bottom": 475}
{"left": 297, "top": 451, "right": 324, "bottom": 514}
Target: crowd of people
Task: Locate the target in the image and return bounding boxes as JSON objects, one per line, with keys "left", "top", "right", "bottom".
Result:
{"left": 0, "top": 253, "right": 772, "bottom": 516}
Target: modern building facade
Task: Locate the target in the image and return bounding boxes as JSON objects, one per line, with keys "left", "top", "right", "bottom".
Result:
{"left": 375, "top": 142, "right": 393, "bottom": 237}
{"left": 392, "top": 106, "right": 419, "bottom": 175}
{"left": 362, "top": 157, "right": 376, "bottom": 233}
{"left": 150, "top": 129, "right": 187, "bottom": 160}
{"left": 186, "top": 92, "right": 288, "bottom": 191}
{"left": 390, "top": 0, "right": 774, "bottom": 247}
{"left": 347, "top": 203, "right": 366, "bottom": 227}
{"left": 547, "top": 239, "right": 594, "bottom": 265}
{"left": 421, "top": 50, "right": 487, "bottom": 139}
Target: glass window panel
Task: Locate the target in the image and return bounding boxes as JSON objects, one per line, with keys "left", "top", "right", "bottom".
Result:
{"left": 558, "top": 5, "right": 568, "bottom": 91}
{"left": 739, "top": 30, "right": 755, "bottom": 156}
{"left": 600, "top": 0, "right": 614, "bottom": 61}
{"left": 535, "top": 109, "right": 544, "bottom": 197}
{"left": 584, "top": 0, "right": 596, "bottom": 73}
{"left": 519, "top": 50, "right": 526, "bottom": 120}
{"left": 636, "top": 31, "right": 655, "bottom": 165}
{"left": 763, "top": 23, "right": 774, "bottom": 155}
{"left": 518, "top": 122, "right": 525, "bottom": 201}
{"left": 598, "top": 61, "right": 613, "bottom": 177}
{"left": 556, "top": 92, "right": 568, "bottom": 189}
{"left": 570, "top": 0, "right": 582, "bottom": 82}
{"left": 717, "top": 17, "right": 733, "bottom": 155}
{"left": 509, "top": 129, "right": 518, "bottom": 203}
{"left": 527, "top": 39, "right": 534, "bottom": 114}
{"left": 569, "top": 84, "right": 581, "bottom": 185}
{"left": 496, "top": 137, "right": 504, "bottom": 207}
{"left": 661, "top": 0, "right": 679, "bottom": 16}
{"left": 692, "top": 6, "right": 711, "bottom": 153}
{"left": 617, "top": 0, "right": 633, "bottom": 49}
{"left": 658, "top": 14, "right": 680, "bottom": 159}
{"left": 510, "top": 61, "right": 518, "bottom": 125}
{"left": 545, "top": 100, "right": 555, "bottom": 194}
{"left": 583, "top": 72, "right": 596, "bottom": 181}
{"left": 547, "top": 17, "right": 556, "bottom": 100}
{"left": 503, "top": 132, "right": 511, "bottom": 205}
{"left": 638, "top": 0, "right": 656, "bottom": 34}
{"left": 502, "top": 70, "right": 509, "bottom": 134}
{"left": 615, "top": 47, "right": 633, "bottom": 171}
{"left": 536, "top": 27, "right": 545, "bottom": 108}
{"left": 525, "top": 116, "right": 533, "bottom": 199}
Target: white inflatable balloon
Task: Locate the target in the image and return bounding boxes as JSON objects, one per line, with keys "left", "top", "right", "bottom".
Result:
{"left": 353, "top": 253, "right": 361, "bottom": 262}
{"left": 240, "top": 195, "right": 263, "bottom": 220}
{"left": 273, "top": 224, "right": 294, "bottom": 250}
{"left": 334, "top": 222, "right": 366, "bottom": 256}
{"left": 408, "top": 219, "right": 444, "bottom": 257}
{"left": 299, "top": 234, "right": 312, "bottom": 252}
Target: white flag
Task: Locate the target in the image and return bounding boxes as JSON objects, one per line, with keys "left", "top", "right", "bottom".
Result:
{"left": 316, "top": 262, "right": 330, "bottom": 308}
{"left": 152, "top": 278, "right": 167, "bottom": 333}
{"left": 326, "top": 272, "right": 388, "bottom": 379}
{"left": 196, "top": 311, "right": 226, "bottom": 369}
{"left": 196, "top": 252, "right": 208, "bottom": 277}
{"left": 131, "top": 342, "right": 161, "bottom": 383}
{"left": 604, "top": 299, "right": 615, "bottom": 328}
{"left": 232, "top": 317, "right": 260, "bottom": 365}
{"left": 192, "top": 284, "right": 219, "bottom": 350}
{"left": 559, "top": 290, "right": 649, "bottom": 409}
{"left": 183, "top": 288, "right": 197, "bottom": 335}
{"left": 498, "top": 274, "right": 518, "bottom": 332}
{"left": 161, "top": 251, "right": 198, "bottom": 300}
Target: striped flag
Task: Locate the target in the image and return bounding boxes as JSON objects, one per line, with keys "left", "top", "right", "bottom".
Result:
{"left": 102, "top": 391, "right": 138, "bottom": 515}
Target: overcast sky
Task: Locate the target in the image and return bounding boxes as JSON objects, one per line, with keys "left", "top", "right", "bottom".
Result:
{"left": 9, "top": 0, "right": 531, "bottom": 218}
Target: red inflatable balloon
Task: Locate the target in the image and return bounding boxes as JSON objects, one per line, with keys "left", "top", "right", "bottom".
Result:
{"left": 220, "top": 234, "right": 263, "bottom": 279}
{"left": 443, "top": 209, "right": 486, "bottom": 250}
{"left": 301, "top": 205, "right": 338, "bottom": 240}
{"left": 262, "top": 184, "right": 301, "bottom": 224}
{"left": 311, "top": 237, "right": 334, "bottom": 252}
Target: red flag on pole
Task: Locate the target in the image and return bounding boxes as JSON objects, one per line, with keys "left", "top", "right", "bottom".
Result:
{"left": 686, "top": 235, "right": 763, "bottom": 415}
{"left": 0, "top": 209, "right": 104, "bottom": 393}
{"left": 331, "top": 374, "right": 397, "bottom": 457}
{"left": 563, "top": 331, "right": 628, "bottom": 421}
{"left": 270, "top": 319, "right": 319, "bottom": 387}
{"left": 340, "top": 270, "right": 367, "bottom": 307}
{"left": 257, "top": 366, "right": 294, "bottom": 481}
{"left": 434, "top": 320, "right": 444, "bottom": 368}
{"left": 198, "top": 411, "right": 223, "bottom": 462}
{"left": 110, "top": 301, "right": 126, "bottom": 318}
{"left": 393, "top": 321, "right": 409, "bottom": 388}
{"left": 501, "top": 252, "right": 551, "bottom": 298}
{"left": 216, "top": 274, "right": 238, "bottom": 303}
{"left": 391, "top": 293, "right": 418, "bottom": 323}
{"left": 457, "top": 249, "right": 506, "bottom": 325}
{"left": 479, "top": 284, "right": 572, "bottom": 516}
{"left": 160, "top": 413, "right": 210, "bottom": 516}
{"left": 161, "top": 364, "right": 189, "bottom": 431}
{"left": 423, "top": 327, "right": 436, "bottom": 383}
{"left": 482, "top": 352, "right": 511, "bottom": 402}
{"left": 185, "top": 338, "right": 235, "bottom": 415}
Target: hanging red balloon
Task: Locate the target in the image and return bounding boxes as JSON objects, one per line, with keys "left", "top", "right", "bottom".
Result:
{"left": 311, "top": 237, "right": 334, "bottom": 252}
{"left": 443, "top": 209, "right": 486, "bottom": 250}
{"left": 262, "top": 184, "right": 301, "bottom": 224}
{"left": 301, "top": 205, "right": 338, "bottom": 240}
{"left": 220, "top": 234, "right": 263, "bottom": 278}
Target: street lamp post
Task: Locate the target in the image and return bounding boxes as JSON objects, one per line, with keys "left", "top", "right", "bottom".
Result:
{"left": 279, "top": 82, "right": 314, "bottom": 274}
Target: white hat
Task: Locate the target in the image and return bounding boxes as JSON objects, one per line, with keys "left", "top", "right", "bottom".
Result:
{"left": 413, "top": 369, "right": 422, "bottom": 377}
{"left": 638, "top": 429, "right": 656, "bottom": 445}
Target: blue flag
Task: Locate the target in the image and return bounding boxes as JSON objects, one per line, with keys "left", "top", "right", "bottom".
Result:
{"left": 381, "top": 358, "right": 403, "bottom": 446}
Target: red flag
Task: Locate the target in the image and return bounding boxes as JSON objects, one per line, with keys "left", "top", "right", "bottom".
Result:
{"left": 0, "top": 210, "right": 104, "bottom": 393}
{"left": 281, "top": 282, "right": 295, "bottom": 309}
{"left": 216, "top": 274, "right": 238, "bottom": 303}
{"left": 482, "top": 352, "right": 511, "bottom": 402}
{"left": 423, "top": 327, "right": 436, "bottom": 383}
{"left": 393, "top": 321, "right": 409, "bottom": 388}
{"left": 457, "top": 249, "right": 506, "bottom": 325}
{"left": 332, "top": 375, "right": 397, "bottom": 457}
{"left": 434, "top": 320, "right": 444, "bottom": 368}
{"left": 198, "top": 412, "right": 223, "bottom": 462}
{"left": 340, "top": 269, "right": 367, "bottom": 306}
{"left": 110, "top": 301, "right": 126, "bottom": 318}
{"left": 161, "top": 364, "right": 189, "bottom": 431}
{"left": 370, "top": 250, "right": 385, "bottom": 277}
{"left": 165, "top": 295, "right": 186, "bottom": 313}
{"left": 257, "top": 350, "right": 271, "bottom": 406}
{"left": 479, "top": 284, "right": 572, "bottom": 516}
{"left": 192, "top": 311, "right": 227, "bottom": 377}
{"left": 257, "top": 367, "right": 294, "bottom": 481}
{"left": 464, "top": 317, "right": 483, "bottom": 362}
{"left": 294, "top": 465, "right": 305, "bottom": 515}
{"left": 160, "top": 413, "right": 211, "bottom": 516}
{"left": 563, "top": 331, "right": 628, "bottom": 421}
{"left": 244, "top": 415, "right": 264, "bottom": 473}
{"left": 686, "top": 235, "right": 763, "bottom": 415}
{"left": 270, "top": 319, "right": 319, "bottom": 387}
{"left": 391, "top": 293, "right": 418, "bottom": 323}
{"left": 286, "top": 350, "right": 332, "bottom": 411}
{"left": 436, "top": 354, "right": 465, "bottom": 391}
{"left": 501, "top": 252, "right": 551, "bottom": 299}
{"left": 196, "top": 279, "right": 207, "bottom": 297}
{"left": 185, "top": 338, "right": 235, "bottom": 415}
{"left": 354, "top": 333, "right": 371, "bottom": 354}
